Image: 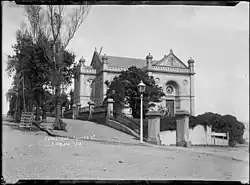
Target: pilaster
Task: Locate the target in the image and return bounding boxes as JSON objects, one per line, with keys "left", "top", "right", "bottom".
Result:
{"left": 188, "top": 57, "right": 195, "bottom": 116}
{"left": 102, "top": 54, "right": 108, "bottom": 103}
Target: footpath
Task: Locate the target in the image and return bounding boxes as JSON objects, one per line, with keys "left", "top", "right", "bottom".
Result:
{"left": 3, "top": 117, "right": 249, "bottom": 163}
{"left": 47, "top": 118, "right": 250, "bottom": 163}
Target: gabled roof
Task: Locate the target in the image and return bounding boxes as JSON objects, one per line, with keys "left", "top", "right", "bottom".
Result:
{"left": 153, "top": 50, "right": 189, "bottom": 68}
{"left": 90, "top": 51, "right": 102, "bottom": 67}
{"left": 99, "top": 55, "right": 158, "bottom": 68}
{"left": 91, "top": 49, "right": 188, "bottom": 69}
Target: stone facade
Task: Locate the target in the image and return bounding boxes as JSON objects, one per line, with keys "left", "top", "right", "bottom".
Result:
{"left": 74, "top": 48, "right": 195, "bottom": 116}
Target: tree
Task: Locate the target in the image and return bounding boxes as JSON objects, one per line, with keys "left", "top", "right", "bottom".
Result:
{"left": 190, "top": 112, "right": 246, "bottom": 145}
{"left": 5, "top": 27, "right": 76, "bottom": 121}
{"left": 105, "top": 66, "right": 165, "bottom": 118}
{"left": 24, "top": 4, "right": 90, "bottom": 130}
{"left": 6, "top": 84, "right": 19, "bottom": 117}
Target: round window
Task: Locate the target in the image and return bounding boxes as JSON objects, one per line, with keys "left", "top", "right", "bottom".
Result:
{"left": 166, "top": 86, "right": 174, "bottom": 94}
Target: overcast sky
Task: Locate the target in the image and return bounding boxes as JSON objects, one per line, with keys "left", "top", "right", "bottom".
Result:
{"left": 2, "top": 2, "right": 249, "bottom": 122}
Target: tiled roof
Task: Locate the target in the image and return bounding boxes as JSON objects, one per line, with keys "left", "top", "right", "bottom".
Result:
{"left": 99, "top": 55, "right": 158, "bottom": 68}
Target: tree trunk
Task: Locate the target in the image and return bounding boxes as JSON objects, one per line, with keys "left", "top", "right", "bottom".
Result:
{"left": 35, "top": 106, "right": 40, "bottom": 121}
{"left": 54, "top": 85, "right": 61, "bottom": 130}
{"left": 42, "top": 106, "right": 46, "bottom": 122}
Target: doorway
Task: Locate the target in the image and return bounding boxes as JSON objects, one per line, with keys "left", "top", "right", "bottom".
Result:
{"left": 165, "top": 100, "right": 175, "bottom": 117}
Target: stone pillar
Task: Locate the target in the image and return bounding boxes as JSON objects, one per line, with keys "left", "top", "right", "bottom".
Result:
{"left": 62, "top": 107, "right": 66, "bottom": 118}
{"left": 72, "top": 104, "right": 77, "bottom": 119}
{"left": 146, "top": 111, "right": 162, "bottom": 145}
{"left": 107, "top": 98, "right": 115, "bottom": 117}
{"left": 88, "top": 101, "right": 95, "bottom": 120}
{"left": 175, "top": 110, "right": 191, "bottom": 147}
{"left": 76, "top": 103, "right": 81, "bottom": 118}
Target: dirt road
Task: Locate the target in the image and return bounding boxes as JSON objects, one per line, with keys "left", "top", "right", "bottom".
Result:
{"left": 2, "top": 125, "right": 249, "bottom": 183}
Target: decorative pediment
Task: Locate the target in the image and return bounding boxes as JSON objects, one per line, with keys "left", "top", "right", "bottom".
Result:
{"left": 153, "top": 49, "right": 188, "bottom": 69}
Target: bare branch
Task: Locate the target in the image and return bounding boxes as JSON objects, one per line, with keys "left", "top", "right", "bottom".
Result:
{"left": 24, "top": 5, "right": 43, "bottom": 43}
{"left": 62, "top": 4, "right": 90, "bottom": 49}
{"left": 48, "top": 5, "right": 56, "bottom": 44}
{"left": 54, "top": 5, "right": 64, "bottom": 42}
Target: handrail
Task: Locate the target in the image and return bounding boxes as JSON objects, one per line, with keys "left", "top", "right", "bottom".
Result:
{"left": 111, "top": 111, "right": 140, "bottom": 126}
{"left": 109, "top": 111, "right": 140, "bottom": 134}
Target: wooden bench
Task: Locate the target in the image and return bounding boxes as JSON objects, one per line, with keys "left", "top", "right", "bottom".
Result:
{"left": 19, "top": 112, "right": 34, "bottom": 130}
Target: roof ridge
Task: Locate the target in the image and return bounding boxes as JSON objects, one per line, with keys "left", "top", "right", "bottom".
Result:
{"left": 100, "top": 54, "right": 157, "bottom": 61}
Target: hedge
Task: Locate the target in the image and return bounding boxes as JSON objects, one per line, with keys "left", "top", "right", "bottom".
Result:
{"left": 159, "top": 112, "right": 245, "bottom": 144}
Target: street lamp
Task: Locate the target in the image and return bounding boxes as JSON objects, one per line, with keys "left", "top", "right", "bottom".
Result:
{"left": 138, "top": 80, "right": 146, "bottom": 144}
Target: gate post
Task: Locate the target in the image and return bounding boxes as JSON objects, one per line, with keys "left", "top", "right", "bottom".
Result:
{"left": 62, "top": 106, "right": 66, "bottom": 118}
{"left": 88, "top": 101, "right": 95, "bottom": 121}
{"left": 146, "top": 111, "right": 162, "bottom": 145}
{"left": 76, "top": 103, "right": 81, "bottom": 118}
{"left": 107, "top": 98, "right": 115, "bottom": 118}
{"left": 72, "top": 104, "right": 76, "bottom": 119}
{"left": 175, "top": 110, "right": 191, "bottom": 147}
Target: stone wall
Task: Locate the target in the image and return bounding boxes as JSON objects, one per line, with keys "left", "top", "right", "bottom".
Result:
{"left": 159, "top": 125, "right": 229, "bottom": 146}
{"left": 63, "top": 110, "right": 73, "bottom": 119}
{"left": 78, "top": 111, "right": 89, "bottom": 121}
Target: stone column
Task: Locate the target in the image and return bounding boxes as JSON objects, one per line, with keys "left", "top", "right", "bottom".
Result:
{"left": 175, "top": 110, "right": 191, "bottom": 147}
{"left": 146, "top": 111, "right": 162, "bottom": 145}
{"left": 88, "top": 101, "right": 95, "bottom": 120}
{"left": 107, "top": 98, "right": 115, "bottom": 118}
{"left": 76, "top": 103, "right": 81, "bottom": 118}
{"left": 62, "top": 107, "right": 66, "bottom": 118}
{"left": 72, "top": 104, "right": 77, "bottom": 119}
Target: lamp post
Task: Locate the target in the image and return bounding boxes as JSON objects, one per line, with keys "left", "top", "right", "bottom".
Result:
{"left": 138, "top": 80, "right": 146, "bottom": 144}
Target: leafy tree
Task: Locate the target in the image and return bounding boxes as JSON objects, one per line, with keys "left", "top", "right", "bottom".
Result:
{"left": 6, "top": 84, "right": 19, "bottom": 117}
{"left": 5, "top": 28, "right": 76, "bottom": 121}
{"left": 24, "top": 5, "right": 90, "bottom": 130}
{"left": 160, "top": 112, "right": 246, "bottom": 145}
{"left": 105, "top": 66, "right": 165, "bottom": 118}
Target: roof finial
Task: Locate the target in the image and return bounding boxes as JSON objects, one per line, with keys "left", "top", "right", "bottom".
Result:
{"left": 146, "top": 53, "right": 153, "bottom": 60}
{"left": 95, "top": 47, "right": 98, "bottom": 53}
{"left": 188, "top": 57, "right": 195, "bottom": 64}
{"left": 79, "top": 57, "right": 85, "bottom": 65}
{"left": 102, "top": 54, "right": 108, "bottom": 64}
{"left": 170, "top": 49, "right": 173, "bottom": 54}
